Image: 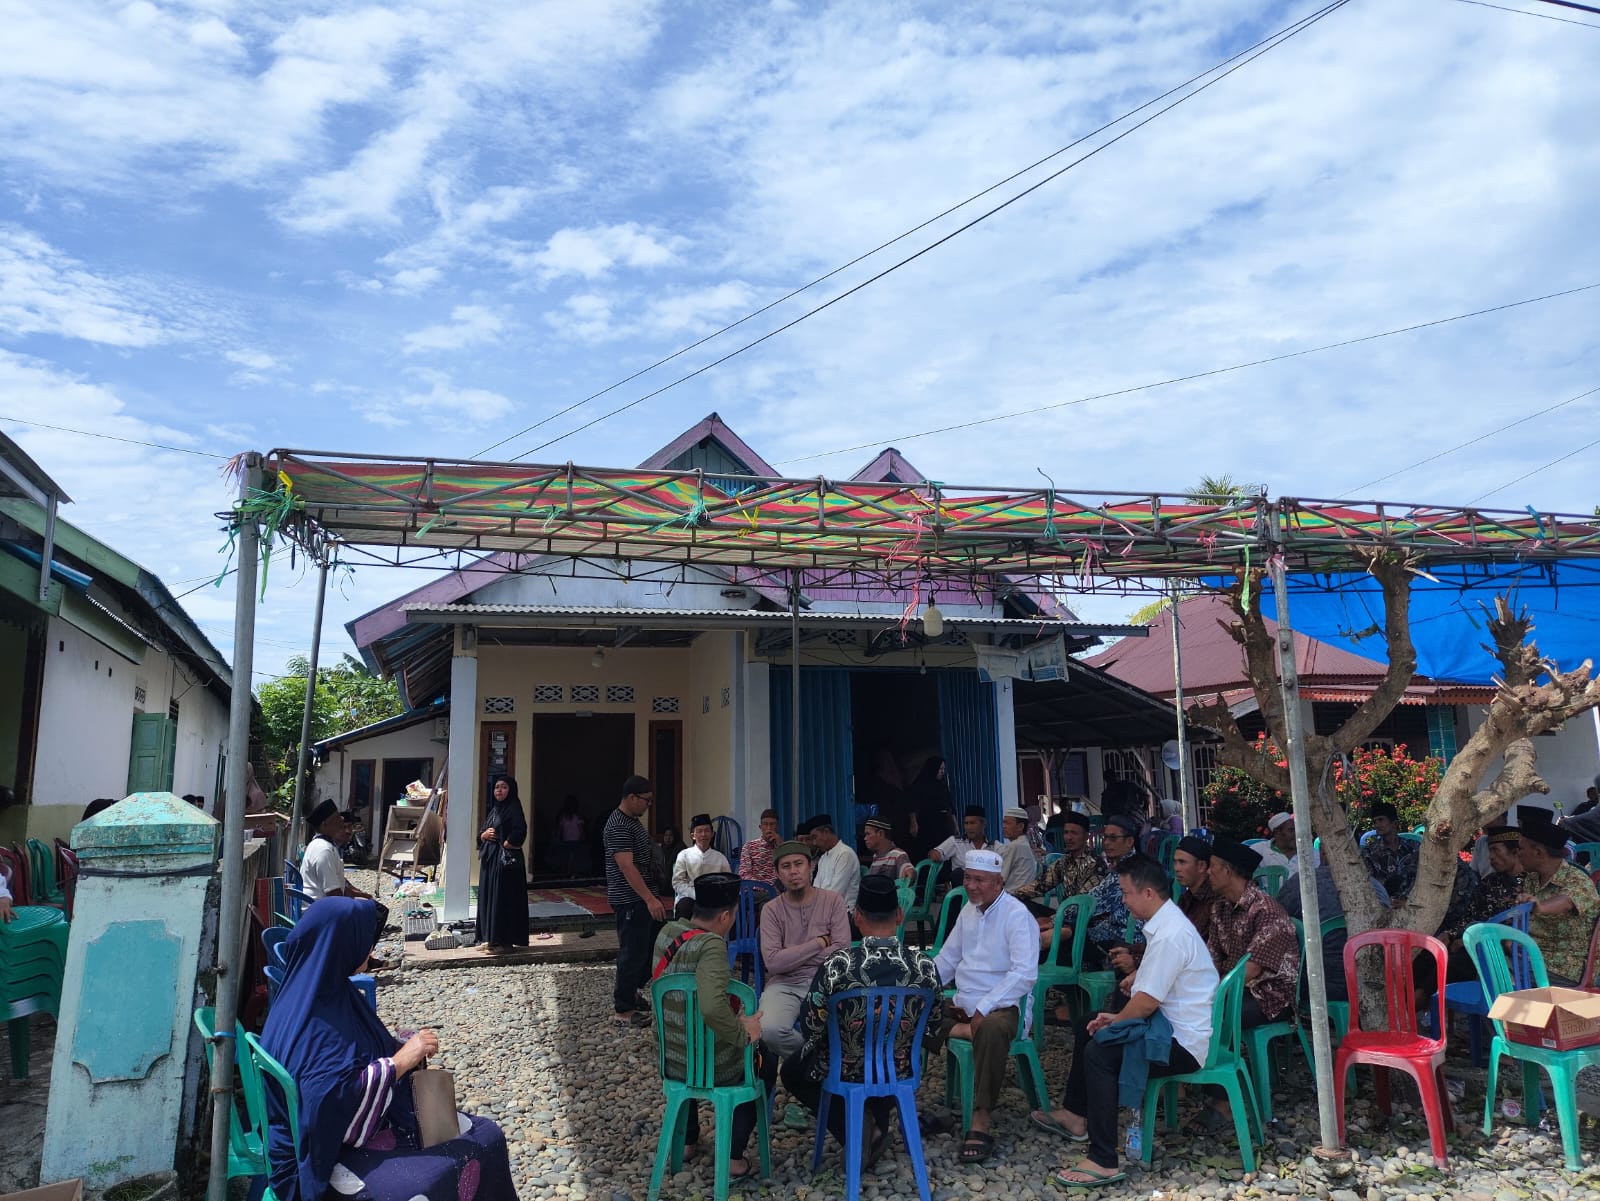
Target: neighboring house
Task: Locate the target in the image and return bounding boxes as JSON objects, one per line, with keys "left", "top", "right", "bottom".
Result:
{"left": 345, "top": 414, "right": 1180, "bottom": 888}
{"left": 1087, "top": 593, "right": 1597, "bottom": 817}
{"left": 0, "top": 433, "right": 235, "bottom": 846}
{"left": 311, "top": 703, "right": 448, "bottom": 844}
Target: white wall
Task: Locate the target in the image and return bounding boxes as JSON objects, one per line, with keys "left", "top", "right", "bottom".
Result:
{"left": 313, "top": 723, "right": 446, "bottom": 812}
{"left": 1463, "top": 705, "right": 1600, "bottom": 816}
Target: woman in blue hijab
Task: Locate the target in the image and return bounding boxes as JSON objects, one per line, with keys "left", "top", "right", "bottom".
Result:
{"left": 260, "top": 898, "right": 518, "bottom": 1201}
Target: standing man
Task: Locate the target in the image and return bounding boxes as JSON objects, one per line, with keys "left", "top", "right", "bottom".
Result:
{"left": 1034, "top": 855, "right": 1218, "bottom": 1189}
{"left": 863, "top": 817, "right": 915, "bottom": 880}
{"left": 739, "top": 808, "right": 782, "bottom": 887}
{"left": 1516, "top": 806, "right": 1600, "bottom": 985}
{"left": 1000, "top": 807, "right": 1040, "bottom": 892}
{"left": 782, "top": 875, "right": 944, "bottom": 1163}
{"left": 671, "top": 813, "right": 733, "bottom": 919}
{"left": 605, "top": 775, "right": 668, "bottom": 1028}
{"left": 758, "top": 840, "right": 852, "bottom": 1056}
{"left": 933, "top": 848, "right": 1039, "bottom": 1163}
{"left": 809, "top": 816, "right": 861, "bottom": 913}
{"left": 299, "top": 800, "right": 372, "bottom": 902}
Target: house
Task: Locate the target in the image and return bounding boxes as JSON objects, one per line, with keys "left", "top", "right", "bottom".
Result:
{"left": 310, "top": 702, "right": 448, "bottom": 842}
{"left": 344, "top": 414, "right": 1180, "bottom": 905}
{"left": 1086, "top": 593, "right": 1597, "bottom": 815}
{"left": 0, "top": 433, "right": 235, "bottom": 846}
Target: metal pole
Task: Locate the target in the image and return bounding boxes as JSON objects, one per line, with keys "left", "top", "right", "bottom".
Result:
{"left": 1270, "top": 557, "right": 1340, "bottom": 1152}
{"left": 285, "top": 558, "right": 330, "bottom": 863}
{"left": 790, "top": 570, "right": 801, "bottom": 831}
{"left": 1169, "top": 583, "right": 1197, "bottom": 829}
{"left": 207, "top": 455, "right": 262, "bottom": 1201}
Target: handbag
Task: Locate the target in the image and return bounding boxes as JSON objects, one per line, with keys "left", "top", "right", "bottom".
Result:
{"left": 411, "top": 1066, "right": 460, "bottom": 1148}
{"left": 497, "top": 842, "right": 523, "bottom": 870}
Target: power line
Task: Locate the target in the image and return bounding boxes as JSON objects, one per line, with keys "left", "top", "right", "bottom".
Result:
{"left": 1446, "top": 0, "right": 1600, "bottom": 27}
{"left": 1351, "top": 383, "right": 1600, "bottom": 492}
{"left": 0, "top": 415, "right": 226, "bottom": 459}
{"left": 777, "top": 280, "right": 1600, "bottom": 465}
{"left": 1535, "top": 0, "right": 1600, "bottom": 15}
{"left": 510, "top": 0, "right": 1353, "bottom": 462}
{"left": 474, "top": 1, "right": 1350, "bottom": 460}
{"left": 1470, "top": 433, "right": 1600, "bottom": 503}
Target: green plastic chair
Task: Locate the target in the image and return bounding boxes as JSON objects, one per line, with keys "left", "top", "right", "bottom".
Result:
{"left": 894, "top": 881, "right": 916, "bottom": 942}
{"left": 1252, "top": 865, "right": 1287, "bottom": 899}
{"left": 1297, "top": 916, "right": 1352, "bottom": 1074}
{"left": 928, "top": 888, "right": 967, "bottom": 959}
{"left": 0, "top": 905, "right": 68, "bottom": 1077}
{"left": 648, "top": 974, "right": 771, "bottom": 1201}
{"left": 1242, "top": 918, "right": 1310, "bottom": 1122}
{"left": 240, "top": 1031, "right": 300, "bottom": 1201}
{"left": 944, "top": 986, "right": 1048, "bottom": 1133}
{"left": 1035, "top": 894, "right": 1095, "bottom": 1020}
{"left": 194, "top": 1008, "right": 267, "bottom": 1181}
{"left": 1140, "top": 957, "right": 1264, "bottom": 1172}
{"left": 1076, "top": 910, "right": 1143, "bottom": 1016}
{"left": 26, "top": 840, "right": 62, "bottom": 905}
{"left": 903, "top": 859, "right": 942, "bottom": 945}
{"left": 1466, "top": 923, "right": 1600, "bottom": 1171}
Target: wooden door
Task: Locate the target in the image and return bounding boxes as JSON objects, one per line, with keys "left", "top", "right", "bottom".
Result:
{"left": 478, "top": 721, "right": 516, "bottom": 834}
{"left": 648, "top": 720, "right": 683, "bottom": 838}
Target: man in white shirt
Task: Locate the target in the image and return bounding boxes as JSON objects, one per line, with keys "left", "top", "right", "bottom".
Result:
{"left": 933, "top": 848, "right": 1039, "bottom": 1163}
{"left": 999, "top": 807, "right": 1039, "bottom": 892}
{"left": 299, "top": 800, "right": 371, "bottom": 902}
{"left": 930, "top": 805, "right": 998, "bottom": 876}
{"left": 1035, "top": 853, "right": 1218, "bottom": 1188}
{"left": 670, "top": 812, "right": 733, "bottom": 918}
{"left": 808, "top": 816, "right": 861, "bottom": 913}
{"left": 1257, "top": 811, "right": 1315, "bottom": 875}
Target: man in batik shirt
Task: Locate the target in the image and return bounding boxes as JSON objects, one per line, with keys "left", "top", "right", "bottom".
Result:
{"left": 1013, "top": 812, "right": 1106, "bottom": 909}
{"left": 781, "top": 874, "right": 944, "bottom": 1163}
{"left": 1362, "top": 800, "right": 1419, "bottom": 903}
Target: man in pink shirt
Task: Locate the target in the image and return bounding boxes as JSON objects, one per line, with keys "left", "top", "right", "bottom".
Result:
{"left": 757, "top": 840, "right": 851, "bottom": 1057}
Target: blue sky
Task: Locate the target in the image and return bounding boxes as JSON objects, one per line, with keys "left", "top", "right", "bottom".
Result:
{"left": 2, "top": 0, "right": 1597, "bottom": 683}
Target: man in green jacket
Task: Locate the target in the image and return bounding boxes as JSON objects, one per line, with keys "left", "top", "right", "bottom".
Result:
{"left": 653, "top": 872, "right": 775, "bottom": 1181}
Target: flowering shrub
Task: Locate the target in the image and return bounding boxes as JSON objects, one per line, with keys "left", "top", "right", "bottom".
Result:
{"left": 1201, "top": 735, "right": 1444, "bottom": 837}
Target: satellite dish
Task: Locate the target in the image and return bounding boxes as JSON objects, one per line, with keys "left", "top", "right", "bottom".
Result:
{"left": 1160, "top": 740, "right": 1183, "bottom": 771}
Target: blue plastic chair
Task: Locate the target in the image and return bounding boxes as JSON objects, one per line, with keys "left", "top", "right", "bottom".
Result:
{"left": 728, "top": 880, "right": 774, "bottom": 993}
{"left": 1431, "top": 902, "right": 1532, "bottom": 1066}
{"left": 283, "top": 860, "right": 303, "bottom": 890}
{"left": 285, "top": 885, "right": 310, "bottom": 923}
{"left": 811, "top": 987, "right": 937, "bottom": 1201}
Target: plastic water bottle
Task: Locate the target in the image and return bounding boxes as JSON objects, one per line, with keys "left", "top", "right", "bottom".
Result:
{"left": 1125, "top": 1118, "right": 1142, "bottom": 1159}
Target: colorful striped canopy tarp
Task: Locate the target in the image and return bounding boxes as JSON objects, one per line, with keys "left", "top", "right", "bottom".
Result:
{"left": 261, "top": 451, "right": 1600, "bottom": 580}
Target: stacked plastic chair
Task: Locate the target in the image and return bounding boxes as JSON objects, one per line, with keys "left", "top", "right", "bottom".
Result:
{"left": 0, "top": 904, "right": 69, "bottom": 1077}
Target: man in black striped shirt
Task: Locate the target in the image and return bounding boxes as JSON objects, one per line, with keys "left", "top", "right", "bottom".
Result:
{"left": 605, "top": 774, "right": 668, "bottom": 1025}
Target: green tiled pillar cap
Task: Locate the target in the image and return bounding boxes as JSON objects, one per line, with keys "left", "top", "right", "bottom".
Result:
{"left": 70, "top": 791, "right": 220, "bottom": 860}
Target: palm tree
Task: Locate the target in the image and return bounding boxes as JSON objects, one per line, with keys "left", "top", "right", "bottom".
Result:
{"left": 1122, "top": 475, "right": 1254, "bottom": 622}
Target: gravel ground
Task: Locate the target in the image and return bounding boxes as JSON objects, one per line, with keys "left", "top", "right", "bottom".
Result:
{"left": 355, "top": 871, "right": 1600, "bottom": 1201}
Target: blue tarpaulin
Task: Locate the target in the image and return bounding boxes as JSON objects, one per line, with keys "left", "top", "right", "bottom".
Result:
{"left": 1256, "top": 561, "right": 1600, "bottom": 685}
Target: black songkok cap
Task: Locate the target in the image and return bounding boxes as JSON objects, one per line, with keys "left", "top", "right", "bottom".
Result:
{"left": 694, "top": 872, "right": 742, "bottom": 909}
{"left": 1210, "top": 836, "right": 1262, "bottom": 877}
{"left": 856, "top": 874, "right": 901, "bottom": 917}
{"left": 1177, "top": 835, "right": 1213, "bottom": 861}
{"left": 308, "top": 799, "right": 339, "bottom": 828}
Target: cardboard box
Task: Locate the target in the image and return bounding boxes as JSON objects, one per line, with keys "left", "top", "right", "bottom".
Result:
{"left": 1487, "top": 986, "right": 1600, "bottom": 1051}
{"left": 0, "top": 1180, "right": 84, "bottom": 1201}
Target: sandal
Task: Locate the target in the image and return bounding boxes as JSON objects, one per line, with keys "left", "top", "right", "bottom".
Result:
{"left": 727, "top": 1157, "right": 758, "bottom": 1182}
{"left": 612, "top": 1010, "right": 652, "bottom": 1027}
{"left": 1049, "top": 1165, "right": 1127, "bottom": 1190}
{"left": 1030, "top": 1110, "right": 1088, "bottom": 1142}
{"left": 958, "top": 1131, "right": 995, "bottom": 1163}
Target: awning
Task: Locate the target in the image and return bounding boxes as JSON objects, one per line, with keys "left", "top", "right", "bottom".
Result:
{"left": 1012, "top": 663, "right": 1193, "bottom": 750}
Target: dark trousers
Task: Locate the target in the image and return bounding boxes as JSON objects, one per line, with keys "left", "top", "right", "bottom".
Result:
{"left": 685, "top": 1048, "right": 778, "bottom": 1159}
{"left": 614, "top": 902, "right": 660, "bottom": 1013}
{"left": 1062, "top": 1017, "right": 1200, "bottom": 1170}
{"left": 780, "top": 1052, "right": 892, "bottom": 1146}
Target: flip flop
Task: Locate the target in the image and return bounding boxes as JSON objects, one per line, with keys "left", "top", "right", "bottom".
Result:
{"left": 1049, "top": 1166, "right": 1127, "bottom": 1190}
{"left": 727, "top": 1157, "right": 759, "bottom": 1182}
{"left": 1030, "top": 1110, "right": 1088, "bottom": 1142}
{"left": 958, "top": 1131, "right": 995, "bottom": 1163}
{"left": 612, "top": 1010, "right": 652, "bottom": 1028}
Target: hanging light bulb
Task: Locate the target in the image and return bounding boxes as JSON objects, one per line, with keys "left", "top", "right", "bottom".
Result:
{"left": 591, "top": 648, "right": 605, "bottom": 670}
{"left": 919, "top": 653, "right": 927, "bottom": 676}
{"left": 922, "top": 598, "right": 944, "bottom": 639}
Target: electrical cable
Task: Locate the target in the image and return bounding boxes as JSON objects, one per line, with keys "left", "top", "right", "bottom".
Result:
{"left": 777, "top": 280, "right": 1600, "bottom": 465}
{"left": 1350, "top": 383, "right": 1600, "bottom": 493}
{"left": 508, "top": 0, "right": 1353, "bottom": 462}
{"left": 1445, "top": 0, "right": 1600, "bottom": 26}
{"left": 1469, "top": 433, "right": 1600, "bottom": 503}
{"left": 0, "top": 415, "right": 226, "bottom": 458}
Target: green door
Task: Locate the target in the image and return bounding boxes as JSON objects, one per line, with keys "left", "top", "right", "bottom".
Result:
{"left": 128, "top": 713, "right": 177, "bottom": 793}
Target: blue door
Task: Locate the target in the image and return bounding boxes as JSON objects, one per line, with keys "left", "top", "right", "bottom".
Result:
{"left": 769, "top": 667, "right": 854, "bottom": 835}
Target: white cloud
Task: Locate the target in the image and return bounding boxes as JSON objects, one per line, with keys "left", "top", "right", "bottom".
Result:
{"left": 0, "top": 226, "right": 172, "bottom": 346}
{"left": 529, "top": 223, "right": 681, "bottom": 281}
{"left": 402, "top": 305, "right": 507, "bottom": 354}
{"left": 360, "top": 370, "right": 516, "bottom": 428}
{"left": 545, "top": 292, "right": 615, "bottom": 343}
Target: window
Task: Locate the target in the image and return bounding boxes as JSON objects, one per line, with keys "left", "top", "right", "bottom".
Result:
{"left": 652, "top": 696, "right": 680, "bottom": 714}
{"left": 606, "top": 684, "right": 635, "bottom": 704}
{"left": 483, "top": 696, "right": 515, "bottom": 715}
{"left": 533, "top": 684, "right": 564, "bottom": 704}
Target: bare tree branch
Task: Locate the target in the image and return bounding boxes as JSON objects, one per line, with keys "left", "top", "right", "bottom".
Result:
{"left": 1329, "top": 556, "right": 1417, "bottom": 754}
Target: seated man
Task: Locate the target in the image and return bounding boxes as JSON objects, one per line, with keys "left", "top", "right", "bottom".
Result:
{"left": 933, "top": 849, "right": 1039, "bottom": 1164}
{"left": 1013, "top": 811, "right": 1106, "bottom": 912}
{"left": 782, "top": 874, "right": 944, "bottom": 1164}
{"left": 1081, "top": 815, "right": 1144, "bottom": 966}
{"left": 930, "top": 805, "right": 999, "bottom": 876}
{"left": 1033, "top": 854, "right": 1218, "bottom": 1189}
{"left": 738, "top": 808, "right": 781, "bottom": 887}
{"left": 654, "top": 872, "right": 775, "bottom": 1183}
{"left": 758, "top": 841, "right": 852, "bottom": 1056}
{"left": 299, "top": 799, "right": 372, "bottom": 902}
{"left": 671, "top": 813, "right": 733, "bottom": 920}
{"left": 1172, "top": 835, "right": 1217, "bottom": 942}
{"left": 1201, "top": 837, "right": 1299, "bottom": 1125}
{"left": 1361, "top": 801, "right": 1418, "bottom": 904}
{"left": 863, "top": 817, "right": 915, "bottom": 880}
{"left": 999, "top": 807, "right": 1040, "bottom": 892}
{"left": 1516, "top": 806, "right": 1600, "bottom": 986}
{"left": 1253, "top": 813, "right": 1299, "bottom": 874}
{"left": 809, "top": 816, "right": 862, "bottom": 913}
{"left": 1281, "top": 860, "right": 1390, "bottom": 1002}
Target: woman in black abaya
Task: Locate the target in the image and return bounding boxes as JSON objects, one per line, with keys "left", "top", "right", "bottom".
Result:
{"left": 476, "top": 775, "right": 529, "bottom": 951}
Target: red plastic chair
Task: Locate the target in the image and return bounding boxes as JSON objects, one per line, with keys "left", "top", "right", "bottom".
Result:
{"left": 1334, "top": 929, "right": 1453, "bottom": 1169}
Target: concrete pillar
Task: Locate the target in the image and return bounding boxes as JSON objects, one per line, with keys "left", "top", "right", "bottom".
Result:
{"left": 994, "top": 678, "right": 1019, "bottom": 809}
{"left": 42, "top": 792, "right": 219, "bottom": 1189}
{"left": 443, "top": 625, "right": 479, "bottom": 921}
